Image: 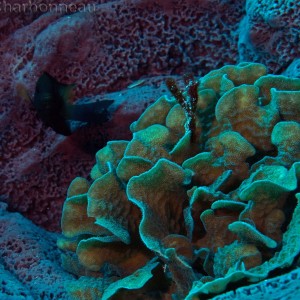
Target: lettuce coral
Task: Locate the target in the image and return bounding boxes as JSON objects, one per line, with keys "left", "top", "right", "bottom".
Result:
{"left": 59, "top": 62, "right": 300, "bottom": 299}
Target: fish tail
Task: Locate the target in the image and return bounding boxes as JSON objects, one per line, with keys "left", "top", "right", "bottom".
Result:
{"left": 66, "top": 100, "right": 114, "bottom": 123}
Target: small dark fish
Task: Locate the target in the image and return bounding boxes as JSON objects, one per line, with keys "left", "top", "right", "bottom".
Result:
{"left": 32, "top": 73, "right": 114, "bottom": 135}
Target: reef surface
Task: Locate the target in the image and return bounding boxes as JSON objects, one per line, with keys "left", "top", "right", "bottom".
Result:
{"left": 1, "top": 0, "right": 300, "bottom": 232}
{"left": 1, "top": 0, "right": 300, "bottom": 299}
{"left": 1, "top": 60, "right": 300, "bottom": 298}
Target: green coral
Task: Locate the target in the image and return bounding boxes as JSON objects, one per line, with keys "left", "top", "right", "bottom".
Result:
{"left": 59, "top": 62, "right": 300, "bottom": 299}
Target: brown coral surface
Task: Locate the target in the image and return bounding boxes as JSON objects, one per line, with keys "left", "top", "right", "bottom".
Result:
{"left": 59, "top": 63, "right": 300, "bottom": 299}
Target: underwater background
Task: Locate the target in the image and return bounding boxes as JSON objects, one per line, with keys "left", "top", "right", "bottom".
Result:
{"left": 1, "top": 0, "right": 300, "bottom": 299}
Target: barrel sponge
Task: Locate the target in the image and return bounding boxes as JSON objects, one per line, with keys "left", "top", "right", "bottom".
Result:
{"left": 59, "top": 63, "right": 300, "bottom": 299}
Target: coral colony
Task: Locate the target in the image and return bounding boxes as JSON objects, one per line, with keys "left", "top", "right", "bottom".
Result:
{"left": 59, "top": 63, "right": 300, "bottom": 299}
{"left": 1, "top": 0, "right": 300, "bottom": 299}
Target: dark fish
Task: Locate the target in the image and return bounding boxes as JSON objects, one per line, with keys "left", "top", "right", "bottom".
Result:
{"left": 32, "top": 73, "right": 114, "bottom": 135}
